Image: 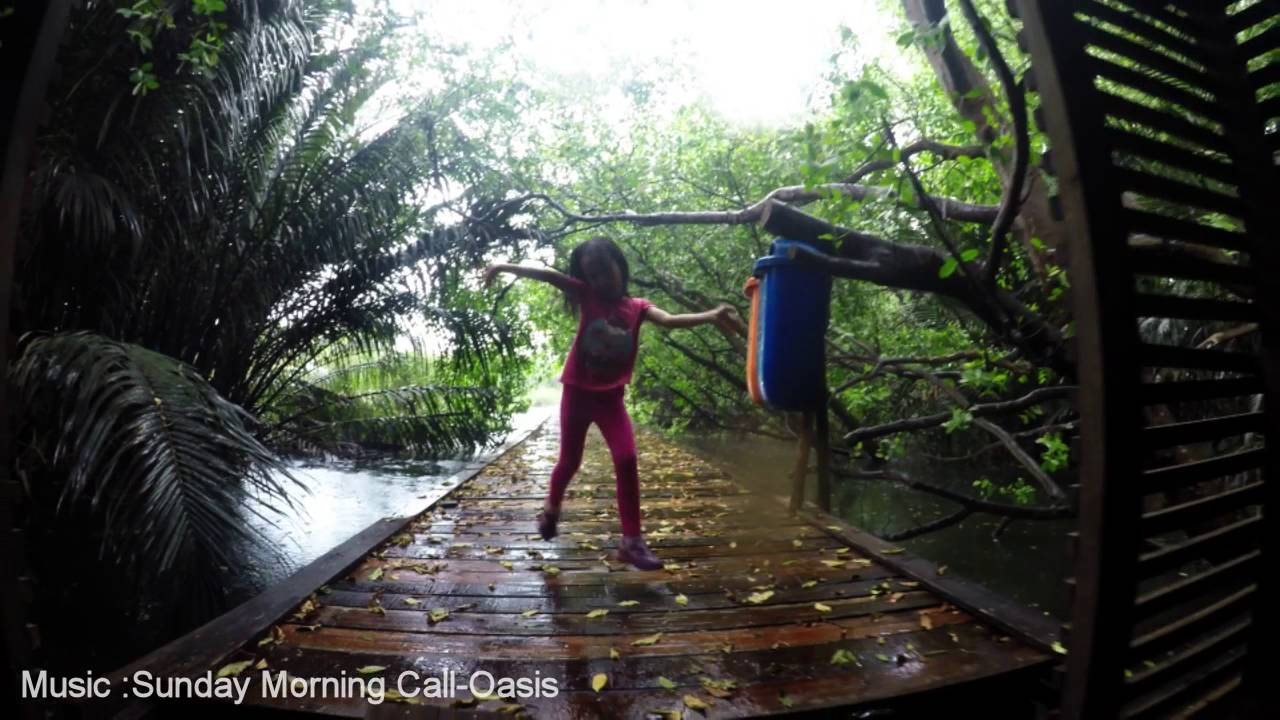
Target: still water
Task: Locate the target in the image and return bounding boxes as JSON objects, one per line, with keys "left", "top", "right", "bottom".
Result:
{"left": 235, "top": 404, "right": 554, "bottom": 593}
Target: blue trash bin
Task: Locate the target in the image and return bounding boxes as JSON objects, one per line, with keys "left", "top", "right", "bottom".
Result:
{"left": 750, "top": 238, "right": 834, "bottom": 411}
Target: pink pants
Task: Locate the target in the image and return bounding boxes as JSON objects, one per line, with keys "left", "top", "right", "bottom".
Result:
{"left": 547, "top": 384, "right": 642, "bottom": 537}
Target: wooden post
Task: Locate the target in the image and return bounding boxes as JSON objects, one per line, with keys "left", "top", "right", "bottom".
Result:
{"left": 815, "top": 389, "right": 832, "bottom": 512}
{"left": 789, "top": 412, "right": 812, "bottom": 513}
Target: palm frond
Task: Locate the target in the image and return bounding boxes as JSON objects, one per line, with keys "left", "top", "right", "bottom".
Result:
{"left": 12, "top": 331, "right": 303, "bottom": 577}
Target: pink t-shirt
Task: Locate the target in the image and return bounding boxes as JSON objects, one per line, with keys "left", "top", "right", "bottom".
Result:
{"left": 558, "top": 278, "right": 653, "bottom": 390}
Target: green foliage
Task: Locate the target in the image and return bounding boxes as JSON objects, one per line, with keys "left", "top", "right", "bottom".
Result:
{"left": 117, "top": 0, "right": 229, "bottom": 93}
{"left": 15, "top": 0, "right": 541, "bottom": 645}
{"left": 1036, "top": 432, "right": 1070, "bottom": 474}
{"left": 943, "top": 407, "right": 975, "bottom": 434}
{"left": 972, "top": 476, "right": 1036, "bottom": 505}
{"left": 265, "top": 346, "right": 529, "bottom": 459}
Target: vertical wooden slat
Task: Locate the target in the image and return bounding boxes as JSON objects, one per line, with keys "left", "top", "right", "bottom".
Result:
{"left": 1213, "top": 1, "right": 1280, "bottom": 698}
{"left": 815, "top": 392, "right": 832, "bottom": 512}
{"left": 789, "top": 412, "right": 812, "bottom": 512}
{"left": 1015, "top": 2, "right": 1142, "bottom": 718}
{"left": 1018, "top": 0, "right": 1278, "bottom": 715}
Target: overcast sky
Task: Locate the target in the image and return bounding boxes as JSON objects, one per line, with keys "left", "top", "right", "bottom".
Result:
{"left": 369, "top": 1, "right": 910, "bottom": 353}
{"left": 385, "top": 0, "right": 907, "bottom": 127}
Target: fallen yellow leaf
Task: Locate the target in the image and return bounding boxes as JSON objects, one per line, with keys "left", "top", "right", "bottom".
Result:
{"left": 684, "top": 694, "right": 711, "bottom": 711}
{"left": 215, "top": 660, "right": 254, "bottom": 678}
{"left": 592, "top": 673, "right": 608, "bottom": 692}
{"left": 632, "top": 633, "right": 664, "bottom": 646}
{"left": 814, "top": 602, "right": 832, "bottom": 613}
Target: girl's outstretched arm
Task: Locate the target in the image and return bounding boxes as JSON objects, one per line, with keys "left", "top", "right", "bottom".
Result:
{"left": 645, "top": 303, "right": 743, "bottom": 334}
{"left": 483, "top": 262, "right": 583, "bottom": 293}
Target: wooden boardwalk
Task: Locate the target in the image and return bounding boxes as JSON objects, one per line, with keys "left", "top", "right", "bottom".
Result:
{"left": 110, "top": 416, "right": 1056, "bottom": 718}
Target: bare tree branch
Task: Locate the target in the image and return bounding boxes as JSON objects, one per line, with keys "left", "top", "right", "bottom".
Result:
{"left": 842, "top": 139, "right": 986, "bottom": 185}
{"left": 882, "top": 507, "right": 974, "bottom": 541}
{"left": 834, "top": 467, "right": 1074, "bottom": 519}
{"left": 901, "top": 0, "right": 1062, "bottom": 269}
{"left": 956, "top": 0, "right": 1031, "bottom": 287}
{"left": 844, "top": 385, "right": 1075, "bottom": 443}
{"left": 508, "top": 181, "right": 1001, "bottom": 228}
{"left": 973, "top": 417, "right": 1065, "bottom": 502}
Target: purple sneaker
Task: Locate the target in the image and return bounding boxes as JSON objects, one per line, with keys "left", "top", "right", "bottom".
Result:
{"left": 536, "top": 507, "right": 559, "bottom": 541}
{"left": 617, "top": 535, "right": 663, "bottom": 571}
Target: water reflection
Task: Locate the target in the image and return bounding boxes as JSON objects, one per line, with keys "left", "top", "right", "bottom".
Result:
{"left": 675, "top": 431, "right": 1070, "bottom": 619}
{"left": 232, "top": 405, "right": 553, "bottom": 596}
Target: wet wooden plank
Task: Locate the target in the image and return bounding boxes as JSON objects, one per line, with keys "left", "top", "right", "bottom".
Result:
{"left": 235, "top": 622, "right": 1042, "bottom": 718}
{"left": 304, "top": 592, "right": 939, "bottom": 636}
{"left": 271, "top": 606, "right": 973, "bottom": 660}
{"left": 112, "top": 413, "right": 1053, "bottom": 717}
{"left": 319, "top": 576, "right": 910, "bottom": 613}
{"left": 794, "top": 507, "right": 1063, "bottom": 652}
{"left": 330, "top": 564, "right": 899, "bottom": 599}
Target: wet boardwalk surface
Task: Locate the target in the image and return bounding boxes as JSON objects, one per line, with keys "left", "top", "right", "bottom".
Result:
{"left": 204, "top": 419, "right": 1051, "bottom": 718}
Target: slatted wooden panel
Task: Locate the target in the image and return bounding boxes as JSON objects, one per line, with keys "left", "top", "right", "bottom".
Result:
{"left": 1016, "top": 0, "right": 1279, "bottom": 717}
{"left": 194, "top": 421, "right": 1050, "bottom": 718}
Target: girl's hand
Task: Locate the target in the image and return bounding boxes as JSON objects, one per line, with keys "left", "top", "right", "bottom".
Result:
{"left": 482, "top": 263, "right": 504, "bottom": 288}
{"left": 713, "top": 303, "right": 744, "bottom": 334}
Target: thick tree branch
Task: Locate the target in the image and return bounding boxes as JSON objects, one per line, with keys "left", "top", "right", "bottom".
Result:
{"left": 844, "top": 385, "right": 1075, "bottom": 444}
{"left": 956, "top": 0, "right": 1030, "bottom": 287}
{"left": 510, "top": 182, "right": 1000, "bottom": 228}
{"left": 902, "top": 0, "right": 1063, "bottom": 270}
{"left": 973, "top": 417, "right": 1066, "bottom": 502}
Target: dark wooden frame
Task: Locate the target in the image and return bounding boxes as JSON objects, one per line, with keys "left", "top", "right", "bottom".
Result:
{"left": 1, "top": 3, "right": 75, "bottom": 717}
{"left": 1016, "top": 0, "right": 1278, "bottom": 716}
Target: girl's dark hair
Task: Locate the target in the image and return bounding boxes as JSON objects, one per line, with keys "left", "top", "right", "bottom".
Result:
{"left": 563, "top": 236, "right": 629, "bottom": 316}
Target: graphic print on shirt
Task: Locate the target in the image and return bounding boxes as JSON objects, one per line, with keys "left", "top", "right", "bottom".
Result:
{"left": 578, "top": 313, "right": 634, "bottom": 377}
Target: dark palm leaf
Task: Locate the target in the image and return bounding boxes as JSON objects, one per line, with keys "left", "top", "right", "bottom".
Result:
{"left": 11, "top": 331, "right": 304, "bottom": 577}
{"left": 263, "top": 347, "right": 520, "bottom": 458}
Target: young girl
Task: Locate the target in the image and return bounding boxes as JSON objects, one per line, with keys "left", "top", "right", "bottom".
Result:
{"left": 483, "top": 237, "right": 738, "bottom": 570}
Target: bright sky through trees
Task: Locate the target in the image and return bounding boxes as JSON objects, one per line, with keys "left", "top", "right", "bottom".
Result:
{"left": 376, "top": 0, "right": 910, "bottom": 353}
{"left": 387, "top": 0, "right": 906, "bottom": 127}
